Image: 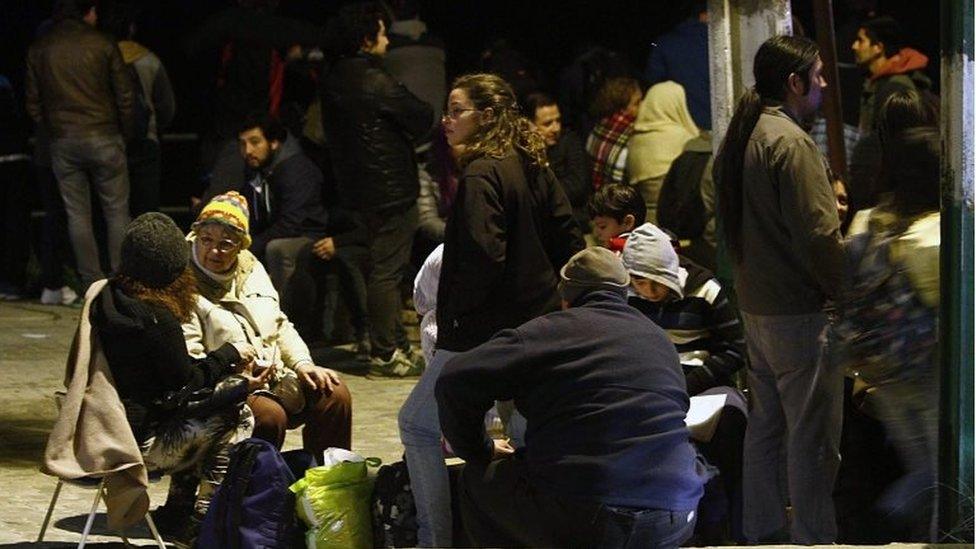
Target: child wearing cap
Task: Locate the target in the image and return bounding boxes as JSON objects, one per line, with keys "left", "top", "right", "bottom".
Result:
{"left": 621, "top": 222, "right": 745, "bottom": 395}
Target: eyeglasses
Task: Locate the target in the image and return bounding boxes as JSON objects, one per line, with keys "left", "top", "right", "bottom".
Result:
{"left": 197, "top": 235, "right": 241, "bottom": 254}
{"left": 442, "top": 107, "right": 480, "bottom": 121}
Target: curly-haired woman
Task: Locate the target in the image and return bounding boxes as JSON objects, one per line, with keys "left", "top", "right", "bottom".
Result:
{"left": 397, "top": 73, "right": 584, "bottom": 546}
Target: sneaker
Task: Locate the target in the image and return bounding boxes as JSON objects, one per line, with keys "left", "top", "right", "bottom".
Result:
{"left": 355, "top": 337, "right": 372, "bottom": 362}
{"left": 369, "top": 348, "right": 424, "bottom": 377}
{"left": 0, "top": 281, "right": 24, "bottom": 301}
{"left": 40, "top": 286, "right": 78, "bottom": 306}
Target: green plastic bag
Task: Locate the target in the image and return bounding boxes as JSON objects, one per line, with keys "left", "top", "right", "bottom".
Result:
{"left": 290, "top": 449, "right": 381, "bottom": 549}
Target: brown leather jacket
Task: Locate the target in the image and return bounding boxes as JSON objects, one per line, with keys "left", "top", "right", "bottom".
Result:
{"left": 26, "top": 19, "right": 134, "bottom": 139}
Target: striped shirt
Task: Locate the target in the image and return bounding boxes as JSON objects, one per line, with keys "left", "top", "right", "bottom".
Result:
{"left": 628, "top": 258, "right": 745, "bottom": 395}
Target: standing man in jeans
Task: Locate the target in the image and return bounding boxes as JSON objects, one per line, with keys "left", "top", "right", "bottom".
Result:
{"left": 321, "top": 1, "right": 432, "bottom": 374}
{"left": 714, "top": 36, "right": 845, "bottom": 543}
{"left": 26, "top": 0, "right": 134, "bottom": 290}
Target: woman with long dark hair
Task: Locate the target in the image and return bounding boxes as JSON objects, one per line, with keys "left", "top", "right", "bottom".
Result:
{"left": 397, "top": 73, "right": 583, "bottom": 546}
{"left": 714, "top": 35, "right": 845, "bottom": 544}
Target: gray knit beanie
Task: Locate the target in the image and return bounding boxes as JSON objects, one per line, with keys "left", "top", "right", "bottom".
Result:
{"left": 620, "top": 222, "right": 684, "bottom": 299}
{"left": 119, "top": 212, "right": 189, "bottom": 288}
{"left": 558, "top": 247, "right": 631, "bottom": 305}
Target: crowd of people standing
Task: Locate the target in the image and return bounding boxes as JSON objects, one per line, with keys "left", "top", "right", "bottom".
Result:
{"left": 9, "top": 0, "right": 947, "bottom": 546}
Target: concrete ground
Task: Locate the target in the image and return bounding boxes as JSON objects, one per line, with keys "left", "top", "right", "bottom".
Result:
{"left": 0, "top": 299, "right": 414, "bottom": 546}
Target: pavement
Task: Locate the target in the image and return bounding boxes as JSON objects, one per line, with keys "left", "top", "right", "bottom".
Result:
{"left": 0, "top": 299, "right": 416, "bottom": 546}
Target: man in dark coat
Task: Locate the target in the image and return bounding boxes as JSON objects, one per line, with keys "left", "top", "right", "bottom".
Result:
{"left": 320, "top": 1, "right": 432, "bottom": 371}
{"left": 436, "top": 247, "right": 706, "bottom": 547}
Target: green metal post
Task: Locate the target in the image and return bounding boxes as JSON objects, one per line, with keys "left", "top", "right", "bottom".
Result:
{"left": 940, "top": 0, "right": 974, "bottom": 541}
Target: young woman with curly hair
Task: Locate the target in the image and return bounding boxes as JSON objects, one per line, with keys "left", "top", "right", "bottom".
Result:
{"left": 397, "top": 73, "right": 584, "bottom": 546}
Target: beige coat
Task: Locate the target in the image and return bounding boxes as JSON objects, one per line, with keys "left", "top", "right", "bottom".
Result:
{"left": 183, "top": 250, "right": 311, "bottom": 413}
{"left": 42, "top": 280, "right": 150, "bottom": 531}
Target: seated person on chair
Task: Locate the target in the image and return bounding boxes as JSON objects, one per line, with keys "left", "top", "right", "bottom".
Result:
{"left": 90, "top": 212, "right": 270, "bottom": 542}
{"left": 435, "top": 247, "right": 707, "bottom": 547}
{"left": 181, "top": 192, "right": 352, "bottom": 467}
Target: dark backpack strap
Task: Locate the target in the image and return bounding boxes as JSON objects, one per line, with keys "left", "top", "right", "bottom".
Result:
{"left": 219, "top": 441, "right": 260, "bottom": 549}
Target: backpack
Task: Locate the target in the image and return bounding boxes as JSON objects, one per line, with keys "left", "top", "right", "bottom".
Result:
{"left": 833, "top": 230, "right": 937, "bottom": 385}
{"left": 657, "top": 148, "right": 711, "bottom": 240}
{"left": 197, "top": 438, "right": 307, "bottom": 548}
{"left": 371, "top": 460, "right": 418, "bottom": 548}
{"left": 125, "top": 63, "right": 152, "bottom": 141}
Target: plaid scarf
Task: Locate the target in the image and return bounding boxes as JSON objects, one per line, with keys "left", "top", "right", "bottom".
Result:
{"left": 586, "top": 110, "right": 636, "bottom": 190}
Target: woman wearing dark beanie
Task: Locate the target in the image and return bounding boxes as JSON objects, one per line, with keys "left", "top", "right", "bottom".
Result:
{"left": 90, "top": 212, "right": 272, "bottom": 545}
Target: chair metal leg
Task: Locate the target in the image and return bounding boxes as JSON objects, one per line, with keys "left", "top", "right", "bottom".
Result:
{"left": 77, "top": 479, "right": 105, "bottom": 548}
{"left": 145, "top": 512, "right": 167, "bottom": 548}
{"left": 37, "top": 479, "right": 64, "bottom": 542}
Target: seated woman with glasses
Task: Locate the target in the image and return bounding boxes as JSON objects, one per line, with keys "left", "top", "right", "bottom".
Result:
{"left": 89, "top": 212, "right": 270, "bottom": 543}
{"left": 181, "top": 191, "right": 353, "bottom": 467}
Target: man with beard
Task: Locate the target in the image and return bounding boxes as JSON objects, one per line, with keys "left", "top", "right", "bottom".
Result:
{"left": 235, "top": 112, "right": 330, "bottom": 299}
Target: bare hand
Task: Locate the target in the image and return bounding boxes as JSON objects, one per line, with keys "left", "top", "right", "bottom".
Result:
{"left": 295, "top": 363, "right": 341, "bottom": 394}
{"left": 240, "top": 361, "right": 275, "bottom": 391}
{"left": 492, "top": 438, "right": 515, "bottom": 459}
{"left": 311, "top": 237, "right": 336, "bottom": 260}
{"left": 231, "top": 342, "right": 258, "bottom": 372}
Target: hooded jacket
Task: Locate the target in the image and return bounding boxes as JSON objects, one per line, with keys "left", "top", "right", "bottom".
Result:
{"left": 858, "top": 47, "right": 932, "bottom": 133}
{"left": 244, "top": 134, "right": 331, "bottom": 258}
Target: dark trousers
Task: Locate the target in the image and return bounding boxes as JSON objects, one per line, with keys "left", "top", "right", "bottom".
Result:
{"left": 36, "top": 163, "right": 75, "bottom": 290}
{"left": 363, "top": 204, "right": 418, "bottom": 358}
{"left": 127, "top": 138, "right": 161, "bottom": 216}
{"left": 0, "top": 160, "right": 30, "bottom": 289}
{"left": 459, "top": 457, "right": 697, "bottom": 548}
{"left": 316, "top": 245, "right": 370, "bottom": 341}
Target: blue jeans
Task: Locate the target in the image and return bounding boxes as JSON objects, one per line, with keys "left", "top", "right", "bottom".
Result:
{"left": 50, "top": 135, "right": 130, "bottom": 288}
{"left": 459, "top": 456, "right": 697, "bottom": 548}
{"left": 740, "top": 312, "right": 843, "bottom": 544}
{"left": 398, "top": 348, "right": 456, "bottom": 547}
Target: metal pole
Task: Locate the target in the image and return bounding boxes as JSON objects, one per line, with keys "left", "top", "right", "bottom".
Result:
{"left": 811, "top": 0, "right": 847, "bottom": 174}
{"left": 939, "top": 0, "right": 974, "bottom": 542}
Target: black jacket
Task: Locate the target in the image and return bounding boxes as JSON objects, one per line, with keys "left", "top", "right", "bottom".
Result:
{"left": 25, "top": 19, "right": 134, "bottom": 139}
{"left": 91, "top": 282, "right": 242, "bottom": 443}
{"left": 436, "top": 290, "right": 706, "bottom": 510}
{"left": 245, "top": 135, "right": 331, "bottom": 258}
{"left": 547, "top": 130, "right": 592, "bottom": 228}
{"left": 320, "top": 53, "right": 433, "bottom": 213}
{"left": 436, "top": 152, "right": 584, "bottom": 352}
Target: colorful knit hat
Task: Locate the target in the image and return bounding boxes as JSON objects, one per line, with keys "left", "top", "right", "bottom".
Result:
{"left": 192, "top": 191, "right": 252, "bottom": 248}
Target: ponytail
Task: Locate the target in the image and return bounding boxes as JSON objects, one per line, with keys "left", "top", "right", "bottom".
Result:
{"left": 716, "top": 35, "right": 820, "bottom": 263}
{"left": 717, "top": 88, "right": 763, "bottom": 263}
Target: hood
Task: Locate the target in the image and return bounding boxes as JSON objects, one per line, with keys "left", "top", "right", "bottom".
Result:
{"left": 118, "top": 40, "right": 150, "bottom": 64}
{"left": 633, "top": 81, "right": 699, "bottom": 137}
{"left": 262, "top": 132, "right": 302, "bottom": 176}
{"left": 871, "top": 47, "right": 929, "bottom": 81}
{"left": 621, "top": 222, "right": 685, "bottom": 299}
{"left": 90, "top": 282, "right": 152, "bottom": 336}
{"left": 390, "top": 19, "right": 427, "bottom": 41}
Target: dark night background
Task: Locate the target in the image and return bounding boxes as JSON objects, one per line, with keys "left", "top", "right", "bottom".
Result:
{"left": 0, "top": 0, "right": 941, "bottom": 205}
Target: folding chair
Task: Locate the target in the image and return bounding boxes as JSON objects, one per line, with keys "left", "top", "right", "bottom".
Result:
{"left": 37, "top": 475, "right": 167, "bottom": 548}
